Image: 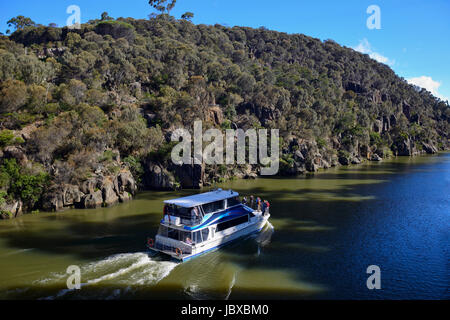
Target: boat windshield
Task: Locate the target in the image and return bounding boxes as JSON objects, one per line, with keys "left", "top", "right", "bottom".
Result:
{"left": 202, "top": 200, "right": 225, "bottom": 214}
{"left": 227, "top": 196, "right": 241, "bottom": 207}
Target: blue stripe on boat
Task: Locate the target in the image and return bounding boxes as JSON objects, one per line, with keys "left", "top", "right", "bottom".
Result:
{"left": 184, "top": 205, "right": 251, "bottom": 231}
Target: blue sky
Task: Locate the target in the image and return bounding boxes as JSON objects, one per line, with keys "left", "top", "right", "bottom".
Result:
{"left": 0, "top": 0, "right": 449, "bottom": 101}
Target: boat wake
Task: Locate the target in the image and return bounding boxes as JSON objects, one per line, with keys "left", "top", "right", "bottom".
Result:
{"left": 255, "top": 222, "right": 275, "bottom": 247}
{"left": 36, "top": 252, "right": 177, "bottom": 299}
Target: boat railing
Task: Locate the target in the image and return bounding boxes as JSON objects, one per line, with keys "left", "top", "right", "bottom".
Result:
{"left": 164, "top": 216, "right": 202, "bottom": 227}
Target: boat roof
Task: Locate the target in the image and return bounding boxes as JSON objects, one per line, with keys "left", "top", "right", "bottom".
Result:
{"left": 164, "top": 189, "right": 239, "bottom": 208}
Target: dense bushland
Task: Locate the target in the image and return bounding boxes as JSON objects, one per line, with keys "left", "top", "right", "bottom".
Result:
{"left": 0, "top": 14, "right": 448, "bottom": 214}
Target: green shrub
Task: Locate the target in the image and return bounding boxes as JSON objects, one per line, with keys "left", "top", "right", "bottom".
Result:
{"left": 370, "top": 132, "right": 382, "bottom": 146}
{"left": 124, "top": 156, "right": 144, "bottom": 183}
{"left": 0, "top": 190, "right": 7, "bottom": 206}
{"left": 0, "top": 158, "right": 49, "bottom": 208}
{"left": 95, "top": 21, "right": 135, "bottom": 42}
{"left": 0, "top": 129, "right": 15, "bottom": 147}
{"left": 100, "top": 150, "right": 118, "bottom": 162}
{"left": 317, "top": 138, "right": 327, "bottom": 149}
{"left": 0, "top": 210, "right": 13, "bottom": 218}
{"left": 148, "top": 142, "right": 178, "bottom": 164}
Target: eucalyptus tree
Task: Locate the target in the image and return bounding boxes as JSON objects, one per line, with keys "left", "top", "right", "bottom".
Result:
{"left": 149, "top": 0, "right": 177, "bottom": 15}
{"left": 6, "top": 16, "right": 36, "bottom": 34}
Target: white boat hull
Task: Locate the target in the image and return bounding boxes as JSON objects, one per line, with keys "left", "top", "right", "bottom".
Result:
{"left": 149, "top": 212, "right": 270, "bottom": 262}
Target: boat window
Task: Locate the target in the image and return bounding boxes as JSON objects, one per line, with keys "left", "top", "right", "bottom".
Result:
{"left": 167, "top": 229, "right": 194, "bottom": 242}
{"left": 202, "top": 200, "right": 225, "bottom": 214}
{"left": 227, "top": 196, "right": 241, "bottom": 207}
{"left": 158, "top": 225, "right": 168, "bottom": 237}
{"left": 217, "top": 215, "right": 249, "bottom": 232}
{"left": 194, "top": 231, "right": 202, "bottom": 243}
{"left": 167, "top": 205, "right": 192, "bottom": 219}
{"left": 182, "top": 231, "right": 193, "bottom": 245}
{"left": 201, "top": 228, "right": 209, "bottom": 241}
{"left": 167, "top": 228, "right": 179, "bottom": 240}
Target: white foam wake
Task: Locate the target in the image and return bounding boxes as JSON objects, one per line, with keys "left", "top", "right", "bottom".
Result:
{"left": 37, "top": 252, "right": 178, "bottom": 299}
{"left": 255, "top": 222, "right": 275, "bottom": 246}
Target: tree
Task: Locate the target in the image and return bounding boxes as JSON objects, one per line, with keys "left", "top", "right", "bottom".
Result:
{"left": 101, "top": 12, "right": 113, "bottom": 21}
{"left": 6, "top": 16, "right": 36, "bottom": 34}
{"left": 0, "top": 80, "right": 28, "bottom": 113}
{"left": 149, "top": 0, "right": 177, "bottom": 15}
{"left": 181, "top": 12, "right": 194, "bottom": 21}
{"left": 166, "top": 0, "right": 177, "bottom": 14}
{"left": 48, "top": 23, "right": 58, "bottom": 28}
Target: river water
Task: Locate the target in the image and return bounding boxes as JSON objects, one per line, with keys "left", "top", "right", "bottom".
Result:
{"left": 0, "top": 154, "right": 448, "bottom": 300}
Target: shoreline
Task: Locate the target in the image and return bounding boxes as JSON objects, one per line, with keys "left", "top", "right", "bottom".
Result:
{"left": 1, "top": 152, "right": 447, "bottom": 221}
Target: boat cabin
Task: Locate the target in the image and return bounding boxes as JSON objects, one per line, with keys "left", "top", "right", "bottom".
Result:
{"left": 162, "top": 189, "right": 242, "bottom": 227}
{"left": 150, "top": 188, "right": 269, "bottom": 261}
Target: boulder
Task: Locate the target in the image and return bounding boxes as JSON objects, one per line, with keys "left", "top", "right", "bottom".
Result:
{"left": 244, "top": 172, "right": 258, "bottom": 179}
{"left": 17, "top": 122, "right": 43, "bottom": 141}
{"left": 321, "top": 159, "right": 331, "bottom": 169}
{"left": 206, "top": 106, "right": 224, "bottom": 125}
{"left": 3, "top": 146, "right": 28, "bottom": 165}
{"left": 293, "top": 149, "right": 305, "bottom": 163}
{"left": 351, "top": 156, "right": 361, "bottom": 165}
{"left": 62, "top": 185, "right": 84, "bottom": 207}
{"left": 82, "top": 190, "right": 103, "bottom": 209}
{"left": 338, "top": 156, "right": 350, "bottom": 166}
{"left": 305, "top": 159, "right": 319, "bottom": 172}
{"left": 0, "top": 200, "right": 23, "bottom": 219}
{"left": 396, "top": 138, "right": 412, "bottom": 156}
{"left": 294, "top": 161, "right": 306, "bottom": 174}
{"left": 119, "top": 192, "right": 132, "bottom": 203}
{"left": 118, "top": 171, "right": 137, "bottom": 195}
{"left": 328, "top": 154, "right": 337, "bottom": 167}
{"left": 144, "top": 162, "right": 176, "bottom": 190}
{"left": 371, "top": 153, "right": 382, "bottom": 162}
{"left": 102, "top": 180, "right": 119, "bottom": 207}
{"left": 42, "top": 192, "right": 64, "bottom": 211}
{"left": 80, "top": 178, "right": 99, "bottom": 195}
{"left": 422, "top": 142, "right": 438, "bottom": 154}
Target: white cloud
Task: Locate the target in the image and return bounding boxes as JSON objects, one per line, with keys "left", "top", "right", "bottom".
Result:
{"left": 353, "top": 38, "right": 395, "bottom": 66}
{"left": 407, "top": 76, "right": 449, "bottom": 102}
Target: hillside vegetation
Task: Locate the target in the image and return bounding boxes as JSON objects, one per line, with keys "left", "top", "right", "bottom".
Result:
{"left": 0, "top": 15, "right": 448, "bottom": 217}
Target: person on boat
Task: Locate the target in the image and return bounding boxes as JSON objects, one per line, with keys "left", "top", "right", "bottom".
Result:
{"left": 185, "top": 237, "right": 193, "bottom": 245}
{"left": 264, "top": 200, "right": 270, "bottom": 215}
{"left": 262, "top": 200, "right": 267, "bottom": 214}
{"left": 163, "top": 204, "right": 171, "bottom": 224}
{"left": 257, "top": 197, "right": 261, "bottom": 211}
{"left": 242, "top": 196, "right": 248, "bottom": 205}
{"left": 191, "top": 206, "right": 200, "bottom": 224}
{"left": 250, "top": 195, "right": 254, "bottom": 209}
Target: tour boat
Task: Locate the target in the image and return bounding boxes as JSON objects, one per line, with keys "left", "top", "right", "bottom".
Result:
{"left": 147, "top": 189, "right": 271, "bottom": 262}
